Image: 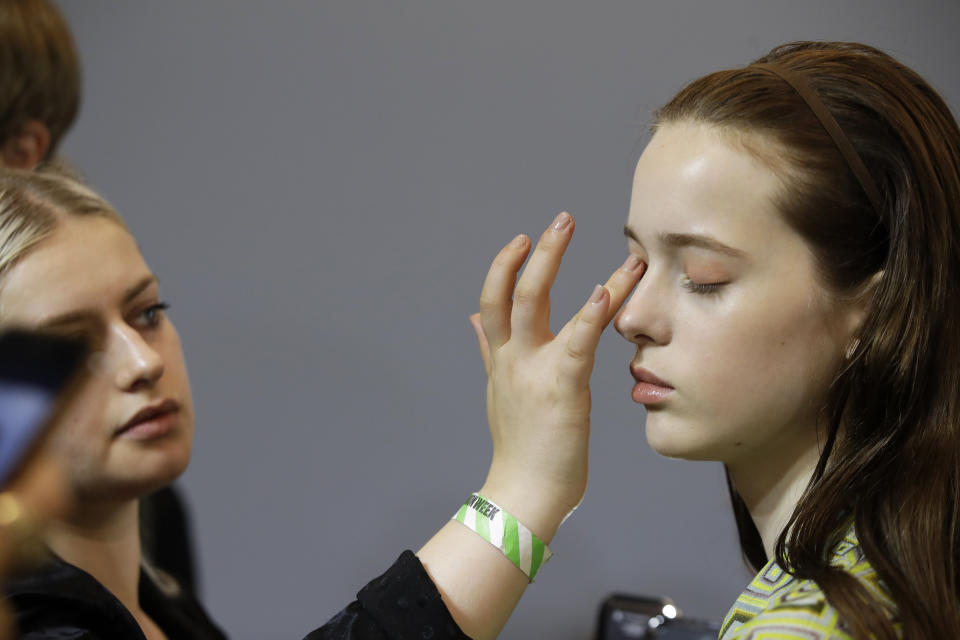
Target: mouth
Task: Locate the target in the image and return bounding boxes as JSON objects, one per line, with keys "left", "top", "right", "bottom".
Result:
{"left": 116, "top": 399, "right": 181, "bottom": 439}
{"left": 629, "top": 364, "right": 674, "bottom": 405}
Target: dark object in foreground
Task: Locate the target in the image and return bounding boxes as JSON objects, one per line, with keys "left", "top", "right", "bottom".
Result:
{"left": 597, "top": 593, "right": 720, "bottom": 640}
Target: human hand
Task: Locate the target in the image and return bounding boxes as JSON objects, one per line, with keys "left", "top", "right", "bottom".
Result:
{"left": 470, "top": 212, "right": 643, "bottom": 542}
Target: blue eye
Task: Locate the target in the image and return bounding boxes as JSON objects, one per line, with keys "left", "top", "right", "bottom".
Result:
{"left": 136, "top": 302, "right": 170, "bottom": 328}
{"left": 681, "top": 277, "right": 725, "bottom": 295}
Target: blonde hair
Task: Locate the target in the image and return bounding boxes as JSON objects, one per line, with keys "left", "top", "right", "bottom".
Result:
{"left": 0, "top": 167, "right": 125, "bottom": 285}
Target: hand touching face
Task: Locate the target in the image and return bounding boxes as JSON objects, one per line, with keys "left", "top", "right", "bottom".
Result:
{"left": 472, "top": 213, "right": 643, "bottom": 539}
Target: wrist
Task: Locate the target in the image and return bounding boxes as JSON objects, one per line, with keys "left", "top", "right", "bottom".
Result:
{"left": 477, "top": 478, "right": 575, "bottom": 545}
{"left": 453, "top": 491, "right": 554, "bottom": 582}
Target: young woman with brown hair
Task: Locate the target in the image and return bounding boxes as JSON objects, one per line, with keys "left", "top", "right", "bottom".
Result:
{"left": 645, "top": 41, "right": 960, "bottom": 638}
{"left": 474, "top": 40, "right": 959, "bottom": 638}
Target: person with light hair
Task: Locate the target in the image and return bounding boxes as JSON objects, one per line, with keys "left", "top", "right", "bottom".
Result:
{"left": 0, "top": 166, "right": 637, "bottom": 639}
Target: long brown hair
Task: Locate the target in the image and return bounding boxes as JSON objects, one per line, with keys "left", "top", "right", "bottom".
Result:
{"left": 657, "top": 42, "right": 960, "bottom": 638}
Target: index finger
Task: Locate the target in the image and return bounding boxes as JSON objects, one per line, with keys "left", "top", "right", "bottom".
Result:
{"left": 600, "top": 255, "right": 644, "bottom": 324}
{"left": 556, "top": 254, "right": 645, "bottom": 343}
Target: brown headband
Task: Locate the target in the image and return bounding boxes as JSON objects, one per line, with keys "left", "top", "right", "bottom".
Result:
{"left": 752, "top": 62, "right": 882, "bottom": 215}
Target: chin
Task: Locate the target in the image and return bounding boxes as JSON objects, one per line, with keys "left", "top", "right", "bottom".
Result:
{"left": 77, "top": 442, "right": 193, "bottom": 505}
{"left": 644, "top": 413, "right": 721, "bottom": 462}
{"left": 138, "top": 442, "right": 192, "bottom": 493}
{"left": 143, "top": 450, "right": 190, "bottom": 490}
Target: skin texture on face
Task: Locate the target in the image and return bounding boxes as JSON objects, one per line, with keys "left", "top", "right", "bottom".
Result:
{"left": 615, "top": 122, "right": 862, "bottom": 477}
{"left": 0, "top": 216, "right": 193, "bottom": 507}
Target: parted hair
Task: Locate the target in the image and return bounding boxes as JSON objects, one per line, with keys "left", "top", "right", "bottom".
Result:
{"left": 0, "top": 168, "right": 123, "bottom": 287}
{"left": 657, "top": 42, "right": 960, "bottom": 639}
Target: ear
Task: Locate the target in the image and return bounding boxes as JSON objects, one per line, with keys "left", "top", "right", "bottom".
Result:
{"left": 841, "top": 270, "right": 883, "bottom": 353}
{"left": 0, "top": 120, "right": 52, "bottom": 170}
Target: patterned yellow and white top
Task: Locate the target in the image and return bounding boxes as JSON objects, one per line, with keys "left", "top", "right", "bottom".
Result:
{"left": 719, "top": 524, "right": 899, "bottom": 639}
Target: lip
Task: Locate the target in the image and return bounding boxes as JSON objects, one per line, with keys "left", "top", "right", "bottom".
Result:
{"left": 630, "top": 364, "right": 673, "bottom": 388}
{"left": 116, "top": 399, "right": 181, "bottom": 439}
{"left": 629, "top": 364, "right": 674, "bottom": 405}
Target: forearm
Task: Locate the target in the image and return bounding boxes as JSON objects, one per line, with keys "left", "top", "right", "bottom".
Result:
{"left": 417, "top": 521, "right": 527, "bottom": 640}
{"left": 416, "top": 482, "right": 567, "bottom": 640}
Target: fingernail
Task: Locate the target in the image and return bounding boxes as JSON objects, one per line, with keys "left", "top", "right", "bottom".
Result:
{"left": 552, "top": 211, "right": 572, "bottom": 231}
{"left": 510, "top": 234, "right": 527, "bottom": 248}
{"left": 589, "top": 284, "right": 605, "bottom": 304}
{"left": 621, "top": 255, "right": 642, "bottom": 272}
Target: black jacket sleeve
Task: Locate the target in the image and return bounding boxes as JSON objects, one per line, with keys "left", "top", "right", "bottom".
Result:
{"left": 6, "top": 549, "right": 470, "bottom": 639}
{"left": 305, "top": 550, "right": 471, "bottom": 640}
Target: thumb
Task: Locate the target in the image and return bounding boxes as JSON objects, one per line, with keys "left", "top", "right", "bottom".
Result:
{"left": 469, "top": 313, "right": 492, "bottom": 375}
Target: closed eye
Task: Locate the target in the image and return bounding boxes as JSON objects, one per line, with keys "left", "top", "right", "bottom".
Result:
{"left": 681, "top": 277, "right": 726, "bottom": 295}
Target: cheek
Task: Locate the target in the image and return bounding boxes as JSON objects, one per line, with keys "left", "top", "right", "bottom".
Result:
{"left": 53, "top": 364, "right": 121, "bottom": 450}
{"left": 160, "top": 326, "right": 191, "bottom": 394}
{"left": 680, "top": 293, "right": 842, "bottom": 431}
{"left": 48, "top": 384, "right": 112, "bottom": 474}
{"left": 157, "top": 326, "right": 195, "bottom": 444}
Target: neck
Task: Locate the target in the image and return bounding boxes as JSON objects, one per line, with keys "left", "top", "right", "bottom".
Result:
{"left": 727, "top": 429, "right": 822, "bottom": 561}
{"left": 44, "top": 498, "right": 143, "bottom": 613}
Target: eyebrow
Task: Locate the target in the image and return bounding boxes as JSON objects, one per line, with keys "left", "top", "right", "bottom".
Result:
{"left": 38, "top": 275, "right": 158, "bottom": 328}
{"left": 623, "top": 226, "right": 747, "bottom": 259}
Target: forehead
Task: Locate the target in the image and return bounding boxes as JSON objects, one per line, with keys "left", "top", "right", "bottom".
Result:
{"left": 0, "top": 216, "right": 152, "bottom": 325}
{"left": 628, "top": 123, "right": 795, "bottom": 251}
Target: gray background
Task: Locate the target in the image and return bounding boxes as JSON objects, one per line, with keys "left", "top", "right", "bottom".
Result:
{"left": 55, "top": 2, "right": 960, "bottom": 638}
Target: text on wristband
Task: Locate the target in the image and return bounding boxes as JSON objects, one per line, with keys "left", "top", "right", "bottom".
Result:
{"left": 466, "top": 494, "right": 501, "bottom": 520}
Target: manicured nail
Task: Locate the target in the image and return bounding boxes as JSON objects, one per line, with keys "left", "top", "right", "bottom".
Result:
{"left": 510, "top": 234, "right": 527, "bottom": 248}
{"left": 589, "top": 284, "right": 605, "bottom": 304}
{"left": 552, "top": 211, "right": 572, "bottom": 231}
{"left": 621, "top": 255, "right": 642, "bottom": 272}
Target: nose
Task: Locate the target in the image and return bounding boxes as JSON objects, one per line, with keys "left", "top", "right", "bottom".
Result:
{"left": 105, "top": 324, "right": 164, "bottom": 391}
{"left": 614, "top": 270, "right": 672, "bottom": 345}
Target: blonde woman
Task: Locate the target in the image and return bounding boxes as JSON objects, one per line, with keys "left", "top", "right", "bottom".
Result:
{"left": 0, "top": 168, "right": 636, "bottom": 639}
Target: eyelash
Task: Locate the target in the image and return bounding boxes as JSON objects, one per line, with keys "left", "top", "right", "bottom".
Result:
{"left": 628, "top": 250, "right": 728, "bottom": 296}
{"left": 135, "top": 302, "right": 170, "bottom": 328}
{"left": 681, "top": 277, "right": 725, "bottom": 295}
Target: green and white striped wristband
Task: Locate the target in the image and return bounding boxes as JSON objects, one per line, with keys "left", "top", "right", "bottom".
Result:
{"left": 452, "top": 493, "right": 553, "bottom": 582}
